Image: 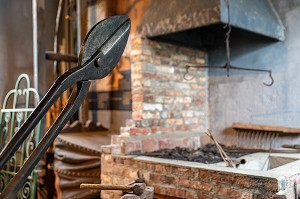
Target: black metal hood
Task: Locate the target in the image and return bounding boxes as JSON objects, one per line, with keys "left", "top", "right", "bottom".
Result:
{"left": 139, "top": 0, "right": 284, "bottom": 47}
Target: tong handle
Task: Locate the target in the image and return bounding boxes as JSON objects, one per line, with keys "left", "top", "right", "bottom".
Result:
{"left": 0, "top": 81, "right": 63, "bottom": 170}
{"left": 0, "top": 65, "right": 84, "bottom": 170}
{"left": 0, "top": 81, "right": 90, "bottom": 199}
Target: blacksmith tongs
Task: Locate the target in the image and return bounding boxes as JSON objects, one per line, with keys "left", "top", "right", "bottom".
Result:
{"left": 0, "top": 15, "right": 130, "bottom": 198}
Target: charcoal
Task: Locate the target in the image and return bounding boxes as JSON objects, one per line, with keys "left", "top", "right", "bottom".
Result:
{"left": 138, "top": 144, "right": 250, "bottom": 164}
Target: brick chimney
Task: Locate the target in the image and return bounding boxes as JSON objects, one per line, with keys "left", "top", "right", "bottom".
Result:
{"left": 108, "top": 36, "right": 209, "bottom": 154}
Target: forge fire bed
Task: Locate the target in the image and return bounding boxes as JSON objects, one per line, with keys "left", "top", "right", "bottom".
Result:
{"left": 131, "top": 144, "right": 251, "bottom": 165}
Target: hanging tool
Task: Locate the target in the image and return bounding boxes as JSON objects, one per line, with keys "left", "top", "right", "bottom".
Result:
{"left": 184, "top": 0, "right": 274, "bottom": 86}
{"left": 0, "top": 15, "right": 130, "bottom": 199}
{"left": 228, "top": 122, "right": 300, "bottom": 150}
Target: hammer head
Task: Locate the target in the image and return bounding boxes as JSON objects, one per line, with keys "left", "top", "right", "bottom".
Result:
{"left": 132, "top": 183, "right": 146, "bottom": 196}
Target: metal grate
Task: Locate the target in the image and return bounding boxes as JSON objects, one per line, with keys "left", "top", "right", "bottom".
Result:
{"left": 0, "top": 74, "right": 41, "bottom": 199}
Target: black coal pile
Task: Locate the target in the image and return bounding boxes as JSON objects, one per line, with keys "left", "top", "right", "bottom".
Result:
{"left": 138, "top": 144, "right": 250, "bottom": 164}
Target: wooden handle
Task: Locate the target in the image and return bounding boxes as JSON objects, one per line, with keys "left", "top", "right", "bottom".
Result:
{"left": 80, "top": 184, "right": 132, "bottom": 190}
{"left": 80, "top": 183, "right": 146, "bottom": 196}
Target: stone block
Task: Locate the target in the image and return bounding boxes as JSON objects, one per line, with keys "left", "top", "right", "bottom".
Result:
{"left": 142, "top": 139, "right": 159, "bottom": 152}
{"left": 130, "top": 127, "right": 150, "bottom": 135}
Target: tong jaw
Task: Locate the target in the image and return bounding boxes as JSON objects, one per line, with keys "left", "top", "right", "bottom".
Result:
{"left": 79, "top": 15, "right": 131, "bottom": 80}
{"left": 55, "top": 15, "right": 131, "bottom": 93}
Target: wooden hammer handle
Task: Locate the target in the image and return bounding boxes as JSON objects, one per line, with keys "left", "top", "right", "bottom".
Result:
{"left": 80, "top": 183, "right": 146, "bottom": 196}
{"left": 80, "top": 184, "right": 132, "bottom": 190}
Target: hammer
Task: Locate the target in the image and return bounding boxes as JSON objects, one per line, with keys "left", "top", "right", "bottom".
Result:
{"left": 80, "top": 183, "right": 146, "bottom": 196}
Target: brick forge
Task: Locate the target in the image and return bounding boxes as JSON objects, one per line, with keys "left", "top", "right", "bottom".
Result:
{"left": 99, "top": 36, "right": 300, "bottom": 199}
{"left": 110, "top": 36, "right": 209, "bottom": 155}
{"left": 100, "top": 152, "right": 300, "bottom": 199}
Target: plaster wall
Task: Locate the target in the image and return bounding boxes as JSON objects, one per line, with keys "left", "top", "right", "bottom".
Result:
{"left": 208, "top": 0, "right": 300, "bottom": 144}
{"left": 0, "top": 0, "right": 34, "bottom": 102}
{"left": 0, "top": 0, "right": 57, "bottom": 105}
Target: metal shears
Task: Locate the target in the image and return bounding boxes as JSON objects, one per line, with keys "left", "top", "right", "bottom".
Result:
{"left": 0, "top": 15, "right": 130, "bottom": 198}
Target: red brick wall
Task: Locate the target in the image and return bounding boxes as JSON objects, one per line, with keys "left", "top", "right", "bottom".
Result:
{"left": 111, "top": 36, "right": 209, "bottom": 154}
{"left": 100, "top": 153, "right": 286, "bottom": 199}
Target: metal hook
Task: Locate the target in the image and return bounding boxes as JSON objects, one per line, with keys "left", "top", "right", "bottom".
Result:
{"left": 263, "top": 70, "right": 274, "bottom": 86}
{"left": 183, "top": 65, "right": 195, "bottom": 81}
{"left": 182, "top": 0, "right": 275, "bottom": 87}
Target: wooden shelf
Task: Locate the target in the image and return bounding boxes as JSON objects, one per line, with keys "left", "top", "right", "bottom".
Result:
{"left": 232, "top": 122, "right": 300, "bottom": 135}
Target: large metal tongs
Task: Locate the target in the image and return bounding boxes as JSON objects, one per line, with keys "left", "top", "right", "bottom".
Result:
{"left": 0, "top": 15, "right": 130, "bottom": 198}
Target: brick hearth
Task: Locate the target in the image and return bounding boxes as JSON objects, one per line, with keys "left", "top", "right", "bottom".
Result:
{"left": 100, "top": 150, "right": 300, "bottom": 199}
{"left": 97, "top": 34, "right": 300, "bottom": 199}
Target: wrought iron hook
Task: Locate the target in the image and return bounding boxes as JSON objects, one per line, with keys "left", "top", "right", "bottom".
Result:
{"left": 184, "top": 64, "right": 274, "bottom": 86}
{"left": 183, "top": 0, "right": 274, "bottom": 87}
{"left": 263, "top": 70, "right": 274, "bottom": 86}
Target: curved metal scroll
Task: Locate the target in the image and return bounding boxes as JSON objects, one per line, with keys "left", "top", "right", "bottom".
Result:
{"left": 0, "top": 74, "right": 41, "bottom": 199}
